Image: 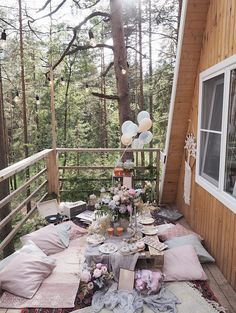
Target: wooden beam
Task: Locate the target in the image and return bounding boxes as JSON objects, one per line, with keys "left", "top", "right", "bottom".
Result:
{"left": 57, "top": 148, "right": 159, "bottom": 153}
{"left": 0, "top": 168, "right": 47, "bottom": 209}
{"left": 0, "top": 180, "right": 47, "bottom": 230}
{"left": 47, "top": 150, "right": 59, "bottom": 195}
{"left": 0, "top": 149, "right": 52, "bottom": 182}
{"left": 0, "top": 192, "right": 48, "bottom": 252}
{"left": 59, "top": 165, "right": 156, "bottom": 170}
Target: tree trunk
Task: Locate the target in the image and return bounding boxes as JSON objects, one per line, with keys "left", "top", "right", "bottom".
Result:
{"left": 110, "top": 0, "right": 131, "bottom": 126}
{"left": 19, "top": 0, "right": 31, "bottom": 212}
{"left": 148, "top": 0, "right": 153, "bottom": 169}
{"left": 138, "top": 0, "right": 144, "bottom": 110}
{"left": 138, "top": 0, "right": 145, "bottom": 167}
{"left": 0, "top": 64, "right": 14, "bottom": 257}
{"left": 100, "top": 44, "right": 108, "bottom": 148}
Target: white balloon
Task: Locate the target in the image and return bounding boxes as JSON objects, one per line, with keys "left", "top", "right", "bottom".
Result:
{"left": 121, "top": 134, "right": 133, "bottom": 146}
{"left": 137, "top": 111, "right": 150, "bottom": 123}
{"left": 138, "top": 118, "right": 152, "bottom": 132}
{"left": 122, "top": 120, "right": 138, "bottom": 137}
{"left": 139, "top": 131, "right": 153, "bottom": 144}
{"left": 122, "top": 120, "right": 133, "bottom": 133}
{"left": 131, "top": 138, "right": 144, "bottom": 149}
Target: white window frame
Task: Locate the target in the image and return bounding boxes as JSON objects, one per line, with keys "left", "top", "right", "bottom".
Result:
{"left": 196, "top": 54, "right": 236, "bottom": 214}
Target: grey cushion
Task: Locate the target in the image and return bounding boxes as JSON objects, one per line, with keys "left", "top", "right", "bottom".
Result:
{"left": 164, "top": 234, "right": 215, "bottom": 263}
{"left": 55, "top": 223, "right": 71, "bottom": 247}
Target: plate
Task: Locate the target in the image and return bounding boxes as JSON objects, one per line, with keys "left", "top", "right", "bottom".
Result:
{"left": 99, "top": 243, "right": 118, "bottom": 254}
{"left": 138, "top": 217, "right": 155, "bottom": 225}
{"left": 141, "top": 227, "right": 158, "bottom": 236}
{"left": 87, "top": 234, "right": 105, "bottom": 245}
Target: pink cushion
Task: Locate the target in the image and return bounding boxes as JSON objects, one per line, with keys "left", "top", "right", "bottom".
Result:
{"left": 158, "top": 223, "right": 203, "bottom": 241}
{"left": 21, "top": 224, "right": 66, "bottom": 255}
{"left": 0, "top": 252, "right": 55, "bottom": 298}
{"left": 163, "top": 245, "right": 207, "bottom": 281}
{"left": 60, "top": 221, "right": 88, "bottom": 240}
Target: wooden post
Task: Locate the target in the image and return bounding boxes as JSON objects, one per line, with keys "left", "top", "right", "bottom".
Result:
{"left": 156, "top": 150, "right": 160, "bottom": 204}
{"left": 47, "top": 150, "right": 59, "bottom": 196}
{"left": 49, "top": 67, "right": 57, "bottom": 150}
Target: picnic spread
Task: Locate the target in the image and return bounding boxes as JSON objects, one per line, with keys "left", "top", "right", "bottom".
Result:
{"left": 0, "top": 188, "right": 222, "bottom": 312}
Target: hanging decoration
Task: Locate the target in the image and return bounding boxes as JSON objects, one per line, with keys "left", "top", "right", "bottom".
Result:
{"left": 120, "top": 110, "right": 153, "bottom": 148}
{"left": 184, "top": 133, "right": 197, "bottom": 205}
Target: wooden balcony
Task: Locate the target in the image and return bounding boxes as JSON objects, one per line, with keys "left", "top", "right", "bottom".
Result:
{"left": 0, "top": 147, "right": 160, "bottom": 253}
{"left": 0, "top": 148, "right": 236, "bottom": 313}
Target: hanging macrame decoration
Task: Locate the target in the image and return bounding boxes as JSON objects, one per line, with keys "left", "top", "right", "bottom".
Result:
{"left": 184, "top": 133, "right": 197, "bottom": 205}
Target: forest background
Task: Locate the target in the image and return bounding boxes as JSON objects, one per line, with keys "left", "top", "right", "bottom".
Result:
{"left": 0, "top": 0, "right": 180, "bottom": 199}
{"left": 0, "top": 0, "right": 181, "bottom": 255}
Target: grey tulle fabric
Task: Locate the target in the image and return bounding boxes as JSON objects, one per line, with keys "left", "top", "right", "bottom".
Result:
{"left": 85, "top": 237, "right": 139, "bottom": 281}
{"left": 92, "top": 283, "right": 180, "bottom": 313}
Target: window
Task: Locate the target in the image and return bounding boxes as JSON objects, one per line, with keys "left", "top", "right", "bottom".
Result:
{"left": 197, "top": 55, "right": 236, "bottom": 213}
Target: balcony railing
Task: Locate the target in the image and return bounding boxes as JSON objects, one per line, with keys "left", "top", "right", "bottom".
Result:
{"left": 0, "top": 147, "right": 160, "bottom": 254}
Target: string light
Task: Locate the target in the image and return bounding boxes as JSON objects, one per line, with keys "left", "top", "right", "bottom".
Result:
{"left": 36, "top": 95, "right": 40, "bottom": 105}
{"left": 61, "top": 77, "right": 66, "bottom": 86}
{"left": 0, "top": 30, "right": 7, "bottom": 50}
{"left": 14, "top": 91, "right": 20, "bottom": 103}
{"left": 88, "top": 30, "right": 96, "bottom": 47}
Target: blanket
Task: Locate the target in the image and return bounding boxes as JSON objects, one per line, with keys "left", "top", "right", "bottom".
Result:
{"left": 0, "top": 236, "right": 87, "bottom": 309}
{"left": 72, "top": 281, "right": 226, "bottom": 313}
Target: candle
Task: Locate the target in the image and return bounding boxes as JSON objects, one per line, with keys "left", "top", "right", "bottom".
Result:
{"left": 116, "top": 227, "right": 124, "bottom": 236}
{"left": 107, "top": 227, "right": 114, "bottom": 237}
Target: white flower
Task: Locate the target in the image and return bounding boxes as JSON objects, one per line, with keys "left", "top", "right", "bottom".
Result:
{"left": 93, "top": 268, "right": 102, "bottom": 278}
{"left": 108, "top": 200, "right": 116, "bottom": 209}
{"left": 87, "top": 282, "right": 94, "bottom": 290}
{"left": 101, "top": 265, "right": 107, "bottom": 274}
{"left": 113, "top": 195, "right": 120, "bottom": 202}
{"left": 80, "top": 270, "right": 91, "bottom": 283}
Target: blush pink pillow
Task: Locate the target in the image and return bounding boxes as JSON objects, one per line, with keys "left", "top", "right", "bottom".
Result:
{"left": 0, "top": 252, "right": 55, "bottom": 298}
{"left": 20, "top": 224, "right": 66, "bottom": 255}
{"left": 158, "top": 223, "right": 203, "bottom": 241}
{"left": 163, "top": 245, "right": 207, "bottom": 281}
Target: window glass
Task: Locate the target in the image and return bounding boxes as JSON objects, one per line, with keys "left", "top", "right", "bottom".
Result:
{"left": 201, "top": 74, "right": 224, "bottom": 131}
{"left": 200, "top": 132, "right": 221, "bottom": 185}
{"left": 224, "top": 69, "right": 236, "bottom": 197}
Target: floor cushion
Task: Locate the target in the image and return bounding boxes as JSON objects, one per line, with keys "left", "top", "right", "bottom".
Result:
{"left": 0, "top": 252, "right": 56, "bottom": 299}
{"left": 164, "top": 234, "right": 215, "bottom": 263}
{"left": 20, "top": 224, "right": 68, "bottom": 255}
{"left": 158, "top": 223, "right": 203, "bottom": 241}
{"left": 163, "top": 245, "right": 207, "bottom": 281}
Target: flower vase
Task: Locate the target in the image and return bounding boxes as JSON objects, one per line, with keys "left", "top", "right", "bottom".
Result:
{"left": 119, "top": 217, "right": 130, "bottom": 230}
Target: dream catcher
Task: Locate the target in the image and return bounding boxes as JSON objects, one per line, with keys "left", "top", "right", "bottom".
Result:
{"left": 184, "top": 132, "right": 197, "bottom": 205}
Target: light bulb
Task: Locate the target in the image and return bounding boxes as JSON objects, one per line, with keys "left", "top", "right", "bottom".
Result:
{"left": 90, "top": 38, "right": 97, "bottom": 47}
{"left": 121, "top": 68, "right": 126, "bottom": 75}
{"left": 14, "top": 95, "right": 20, "bottom": 103}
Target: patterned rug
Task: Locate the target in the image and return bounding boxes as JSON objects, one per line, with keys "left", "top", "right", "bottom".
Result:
{"left": 20, "top": 279, "right": 224, "bottom": 313}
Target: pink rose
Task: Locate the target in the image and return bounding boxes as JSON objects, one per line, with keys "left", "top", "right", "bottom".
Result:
{"left": 101, "top": 265, "right": 107, "bottom": 274}
{"left": 127, "top": 205, "right": 132, "bottom": 213}
{"left": 80, "top": 270, "right": 91, "bottom": 283}
{"left": 128, "top": 188, "right": 136, "bottom": 196}
{"left": 96, "top": 263, "right": 103, "bottom": 269}
{"left": 93, "top": 268, "right": 102, "bottom": 278}
{"left": 135, "top": 278, "right": 146, "bottom": 291}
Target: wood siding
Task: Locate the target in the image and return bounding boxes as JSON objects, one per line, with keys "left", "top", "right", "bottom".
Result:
{"left": 175, "top": 0, "right": 236, "bottom": 291}
{"left": 161, "top": 0, "right": 210, "bottom": 202}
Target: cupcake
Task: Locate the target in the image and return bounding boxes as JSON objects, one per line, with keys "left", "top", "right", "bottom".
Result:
{"left": 136, "top": 241, "right": 145, "bottom": 250}
{"left": 120, "top": 246, "right": 130, "bottom": 255}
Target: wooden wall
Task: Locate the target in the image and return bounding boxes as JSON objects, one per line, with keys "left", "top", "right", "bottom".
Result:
{"left": 176, "top": 0, "right": 236, "bottom": 291}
